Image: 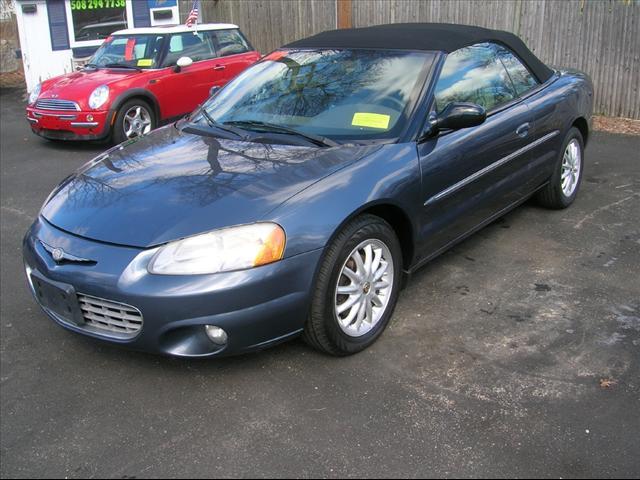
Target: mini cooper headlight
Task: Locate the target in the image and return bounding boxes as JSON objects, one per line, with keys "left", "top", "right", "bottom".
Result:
{"left": 148, "top": 223, "right": 286, "bottom": 275}
{"left": 88, "top": 85, "right": 109, "bottom": 109}
{"left": 28, "top": 83, "right": 41, "bottom": 105}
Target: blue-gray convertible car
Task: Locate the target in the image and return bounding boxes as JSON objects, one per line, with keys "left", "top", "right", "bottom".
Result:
{"left": 23, "top": 23, "right": 593, "bottom": 357}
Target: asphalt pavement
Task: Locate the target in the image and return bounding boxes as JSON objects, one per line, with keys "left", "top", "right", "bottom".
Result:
{"left": 1, "top": 89, "right": 639, "bottom": 478}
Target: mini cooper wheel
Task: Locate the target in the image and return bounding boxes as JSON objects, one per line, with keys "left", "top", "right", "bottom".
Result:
{"left": 112, "top": 99, "right": 155, "bottom": 144}
{"left": 303, "top": 214, "right": 402, "bottom": 356}
{"left": 536, "top": 127, "right": 584, "bottom": 209}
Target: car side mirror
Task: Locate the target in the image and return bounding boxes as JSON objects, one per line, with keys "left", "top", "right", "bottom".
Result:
{"left": 209, "top": 85, "right": 220, "bottom": 97}
{"left": 433, "top": 102, "right": 486, "bottom": 131}
{"left": 174, "top": 56, "right": 193, "bottom": 73}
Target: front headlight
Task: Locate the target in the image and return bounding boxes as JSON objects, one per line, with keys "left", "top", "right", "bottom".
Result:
{"left": 148, "top": 223, "right": 286, "bottom": 275}
{"left": 88, "top": 85, "right": 109, "bottom": 109}
{"left": 28, "top": 83, "right": 41, "bottom": 105}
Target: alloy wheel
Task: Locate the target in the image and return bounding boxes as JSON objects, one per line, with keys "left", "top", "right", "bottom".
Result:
{"left": 334, "top": 239, "right": 394, "bottom": 337}
{"left": 123, "top": 105, "right": 152, "bottom": 139}
{"left": 561, "top": 138, "right": 581, "bottom": 197}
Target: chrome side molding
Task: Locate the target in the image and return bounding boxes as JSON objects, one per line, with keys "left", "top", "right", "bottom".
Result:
{"left": 424, "top": 130, "right": 560, "bottom": 206}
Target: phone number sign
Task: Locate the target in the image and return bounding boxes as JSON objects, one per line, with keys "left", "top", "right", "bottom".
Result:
{"left": 71, "top": 0, "right": 125, "bottom": 10}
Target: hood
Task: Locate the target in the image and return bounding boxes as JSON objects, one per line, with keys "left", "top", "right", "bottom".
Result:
{"left": 40, "top": 69, "right": 132, "bottom": 108}
{"left": 41, "top": 125, "right": 375, "bottom": 248}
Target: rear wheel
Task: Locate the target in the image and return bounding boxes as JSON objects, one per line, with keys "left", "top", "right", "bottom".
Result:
{"left": 536, "top": 127, "right": 584, "bottom": 209}
{"left": 303, "top": 214, "right": 402, "bottom": 356}
{"left": 112, "top": 99, "right": 155, "bottom": 145}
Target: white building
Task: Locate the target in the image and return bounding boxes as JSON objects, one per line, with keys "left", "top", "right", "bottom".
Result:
{"left": 14, "top": 0, "right": 181, "bottom": 91}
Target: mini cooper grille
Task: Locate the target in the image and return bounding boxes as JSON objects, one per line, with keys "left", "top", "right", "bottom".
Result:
{"left": 35, "top": 99, "right": 81, "bottom": 111}
{"left": 77, "top": 294, "right": 143, "bottom": 337}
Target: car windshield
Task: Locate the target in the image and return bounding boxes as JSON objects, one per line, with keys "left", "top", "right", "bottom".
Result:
{"left": 198, "top": 49, "right": 435, "bottom": 142}
{"left": 89, "top": 34, "right": 165, "bottom": 69}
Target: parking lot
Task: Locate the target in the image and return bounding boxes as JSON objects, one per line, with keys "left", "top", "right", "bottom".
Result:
{"left": 1, "top": 88, "right": 639, "bottom": 478}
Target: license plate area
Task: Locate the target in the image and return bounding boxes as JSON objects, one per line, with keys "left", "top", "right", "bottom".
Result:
{"left": 30, "top": 271, "right": 84, "bottom": 326}
{"left": 41, "top": 115, "right": 64, "bottom": 129}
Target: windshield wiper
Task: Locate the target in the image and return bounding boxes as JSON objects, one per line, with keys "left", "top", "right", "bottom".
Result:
{"left": 104, "top": 63, "right": 141, "bottom": 70}
{"left": 196, "top": 109, "right": 247, "bottom": 140}
{"left": 84, "top": 63, "right": 99, "bottom": 69}
{"left": 224, "top": 120, "right": 338, "bottom": 147}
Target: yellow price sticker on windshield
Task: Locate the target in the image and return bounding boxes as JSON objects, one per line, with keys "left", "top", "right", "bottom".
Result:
{"left": 352, "top": 112, "right": 391, "bottom": 130}
{"left": 137, "top": 59, "right": 153, "bottom": 67}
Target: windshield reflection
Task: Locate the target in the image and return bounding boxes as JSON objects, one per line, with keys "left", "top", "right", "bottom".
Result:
{"left": 89, "top": 34, "right": 165, "bottom": 69}
{"left": 198, "top": 49, "right": 435, "bottom": 141}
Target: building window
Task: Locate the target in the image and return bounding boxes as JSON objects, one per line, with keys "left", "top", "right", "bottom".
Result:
{"left": 69, "top": 0, "right": 128, "bottom": 43}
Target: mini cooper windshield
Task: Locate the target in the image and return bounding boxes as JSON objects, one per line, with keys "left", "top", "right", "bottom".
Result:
{"left": 197, "top": 49, "right": 435, "bottom": 142}
{"left": 87, "top": 34, "right": 165, "bottom": 70}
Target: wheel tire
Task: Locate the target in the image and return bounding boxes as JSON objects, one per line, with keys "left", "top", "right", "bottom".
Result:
{"left": 303, "top": 214, "right": 403, "bottom": 356}
{"left": 111, "top": 99, "right": 156, "bottom": 145}
{"left": 536, "top": 127, "right": 584, "bottom": 209}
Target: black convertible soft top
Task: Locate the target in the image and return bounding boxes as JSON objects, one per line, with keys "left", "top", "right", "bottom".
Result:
{"left": 284, "top": 23, "right": 553, "bottom": 83}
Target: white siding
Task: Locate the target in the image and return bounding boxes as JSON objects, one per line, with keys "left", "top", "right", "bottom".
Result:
{"left": 14, "top": 0, "right": 74, "bottom": 91}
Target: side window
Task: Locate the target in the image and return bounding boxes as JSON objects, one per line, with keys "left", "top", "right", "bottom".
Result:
{"left": 212, "top": 29, "right": 251, "bottom": 57}
{"left": 163, "top": 32, "right": 216, "bottom": 66}
{"left": 497, "top": 47, "right": 539, "bottom": 95}
{"left": 434, "top": 43, "right": 516, "bottom": 113}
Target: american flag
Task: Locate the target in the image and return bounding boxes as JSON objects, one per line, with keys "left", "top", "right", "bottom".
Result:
{"left": 185, "top": 0, "right": 199, "bottom": 27}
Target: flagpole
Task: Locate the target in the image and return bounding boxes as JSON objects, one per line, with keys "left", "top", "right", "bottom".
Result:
{"left": 186, "top": 0, "right": 199, "bottom": 35}
{"left": 194, "top": 0, "right": 199, "bottom": 35}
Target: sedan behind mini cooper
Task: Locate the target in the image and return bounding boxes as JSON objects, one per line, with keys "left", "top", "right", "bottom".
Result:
{"left": 23, "top": 24, "right": 593, "bottom": 357}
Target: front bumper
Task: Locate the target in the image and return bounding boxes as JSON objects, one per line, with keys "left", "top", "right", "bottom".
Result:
{"left": 23, "top": 217, "right": 322, "bottom": 357}
{"left": 26, "top": 107, "right": 113, "bottom": 141}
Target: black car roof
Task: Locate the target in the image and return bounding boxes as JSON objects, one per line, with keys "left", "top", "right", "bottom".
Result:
{"left": 284, "top": 23, "right": 553, "bottom": 82}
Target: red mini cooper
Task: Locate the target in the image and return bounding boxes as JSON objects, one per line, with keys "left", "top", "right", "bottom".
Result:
{"left": 26, "top": 24, "right": 260, "bottom": 143}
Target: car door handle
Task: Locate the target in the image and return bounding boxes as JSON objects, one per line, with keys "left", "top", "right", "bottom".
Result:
{"left": 213, "top": 65, "right": 226, "bottom": 71}
{"left": 516, "top": 123, "right": 530, "bottom": 138}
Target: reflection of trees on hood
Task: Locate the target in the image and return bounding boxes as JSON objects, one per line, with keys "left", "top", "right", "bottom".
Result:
{"left": 57, "top": 128, "right": 367, "bottom": 210}
{"left": 63, "top": 172, "right": 121, "bottom": 208}
{"left": 230, "top": 50, "right": 397, "bottom": 118}
{"left": 168, "top": 137, "right": 327, "bottom": 206}
{"left": 64, "top": 135, "right": 327, "bottom": 208}
{"left": 64, "top": 133, "right": 185, "bottom": 206}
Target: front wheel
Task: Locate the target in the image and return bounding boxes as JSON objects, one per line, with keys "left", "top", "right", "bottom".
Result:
{"left": 536, "top": 127, "right": 584, "bottom": 209}
{"left": 303, "top": 214, "right": 403, "bottom": 356}
{"left": 111, "top": 99, "right": 155, "bottom": 145}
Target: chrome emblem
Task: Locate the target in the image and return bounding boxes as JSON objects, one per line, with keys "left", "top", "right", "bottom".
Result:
{"left": 39, "top": 240, "right": 94, "bottom": 264}
{"left": 52, "top": 248, "right": 64, "bottom": 262}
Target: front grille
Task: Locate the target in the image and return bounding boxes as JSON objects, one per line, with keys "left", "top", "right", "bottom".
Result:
{"left": 77, "top": 293, "right": 143, "bottom": 338}
{"left": 33, "top": 112, "right": 77, "bottom": 120}
{"left": 35, "top": 99, "right": 81, "bottom": 111}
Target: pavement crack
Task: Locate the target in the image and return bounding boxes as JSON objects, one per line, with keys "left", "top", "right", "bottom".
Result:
{"left": 573, "top": 194, "right": 639, "bottom": 229}
{"left": 1, "top": 205, "right": 34, "bottom": 221}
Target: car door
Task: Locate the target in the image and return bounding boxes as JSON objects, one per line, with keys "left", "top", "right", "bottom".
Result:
{"left": 209, "top": 29, "right": 261, "bottom": 84}
{"left": 416, "top": 43, "right": 535, "bottom": 259}
{"left": 147, "top": 31, "right": 219, "bottom": 119}
{"left": 498, "top": 46, "right": 561, "bottom": 193}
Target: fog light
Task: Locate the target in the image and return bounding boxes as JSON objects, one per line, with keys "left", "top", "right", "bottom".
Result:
{"left": 204, "top": 325, "right": 227, "bottom": 345}
{"left": 86, "top": 114, "right": 94, "bottom": 121}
